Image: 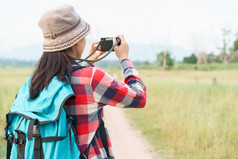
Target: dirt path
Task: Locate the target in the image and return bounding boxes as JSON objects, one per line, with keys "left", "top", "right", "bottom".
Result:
{"left": 104, "top": 107, "right": 157, "bottom": 159}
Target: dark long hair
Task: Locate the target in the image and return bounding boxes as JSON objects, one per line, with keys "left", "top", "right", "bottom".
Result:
{"left": 29, "top": 51, "right": 75, "bottom": 100}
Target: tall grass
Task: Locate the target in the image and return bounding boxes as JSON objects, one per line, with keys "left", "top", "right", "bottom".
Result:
{"left": 0, "top": 67, "right": 33, "bottom": 157}
{"left": 127, "top": 70, "right": 238, "bottom": 159}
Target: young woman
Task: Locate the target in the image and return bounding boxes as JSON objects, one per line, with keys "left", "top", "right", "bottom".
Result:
{"left": 34, "top": 4, "right": 146, "bottom": 159}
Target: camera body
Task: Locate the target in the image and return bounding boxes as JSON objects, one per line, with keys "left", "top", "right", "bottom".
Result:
{"left": 100, "top": 37, "right": 121, "bottom": 52}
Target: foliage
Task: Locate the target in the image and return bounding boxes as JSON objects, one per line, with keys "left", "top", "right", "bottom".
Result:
{"left": 156, "top": 51, "right": 174, "bottom": 67}
{"left": 177, "top": 63, "right": 238, "bottom": 71}
{"left": 230, "top": 53, "right": 238, "bottom": 63}
{"left": 207, "top": 53, "right": 222, "bottom": 63}
{"left": 233, "top": 37, "right": 238, "bottom": 51}
{"left": 183, "top": 53, "right": 197, "bottom": 64}
{"left": 143, "top": 61, "right": 150, "bottom": 66}
{"left": 207, "top": 53, "right": 215, "bottom": 63}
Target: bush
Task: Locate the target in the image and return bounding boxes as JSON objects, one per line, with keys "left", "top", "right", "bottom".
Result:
{"left": 183, "top": 54, "right": 197, "bottom": 64}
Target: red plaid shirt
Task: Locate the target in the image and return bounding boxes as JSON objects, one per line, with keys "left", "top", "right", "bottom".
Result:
{"left": 65, "top": 59, "right": 146, "bottom": 159}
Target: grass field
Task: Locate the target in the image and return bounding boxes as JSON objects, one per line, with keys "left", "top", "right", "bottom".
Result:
{"left": 0, "top": 67, "right": 33, "bottom": 157}
{"left": 126, "top": 69, "right": 238, "bottom": 159}
{"left": 1, "top": 66, "right": 238, "bottom": 159}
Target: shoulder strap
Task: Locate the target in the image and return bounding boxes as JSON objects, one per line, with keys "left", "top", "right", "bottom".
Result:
{"left": 72, "top": 65, "right": 86, "bottom": 72}
{"left": 5, "top": 114, "right": 12, "bottom": 159}
{"left": 81, "top": 119, "right": 109, "bottom": 159}
{"left": 99, "top": 120, "right": 110, "bottom": 158}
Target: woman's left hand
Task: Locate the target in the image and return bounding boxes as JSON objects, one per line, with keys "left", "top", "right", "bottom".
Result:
{"left": 87, "top": 41, "right": 105, "bottom": 63}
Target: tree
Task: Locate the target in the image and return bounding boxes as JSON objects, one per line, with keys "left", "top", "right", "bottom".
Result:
{"left": 219, "top": 52, "right": 228, "bottom": 64}
{"left": 206, "top": 53, "right": 222, "bottom": 63}
{"left": 214, "top": 55, "right": 222, "bottom": 63}
{"left": 156, "top": 51, "right": 174, "bottom": 68}
{"left": 197, "top": 52, "right": 207, "bottom": 65}
{"left": 143, "top": 61, "right": 150, "bottom": 65}
{"left": 207, "top": 53, "right": 216, "bottom": 63}
{"left": 230, "top": 53, "right": 238, "bottom": 63}
{"left": 218, "top": 28, "right": 231, "bottom": 64}
{"left": 233, "top": 37, "right": 238, "bottom": 51}
{"left": 183, "top": 53, "right": 197, "bottom": 64}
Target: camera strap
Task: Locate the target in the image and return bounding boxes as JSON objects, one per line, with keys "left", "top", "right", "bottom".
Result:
{"left": 75, "top": 40, "right": 120, "bottom": 63}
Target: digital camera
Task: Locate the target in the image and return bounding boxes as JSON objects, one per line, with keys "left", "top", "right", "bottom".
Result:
{"left": 100, "top": 37, "right": 121, "bottom": 52}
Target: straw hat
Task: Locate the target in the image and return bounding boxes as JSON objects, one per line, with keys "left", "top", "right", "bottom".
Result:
{"left": 38, "top": 4, "right": 90, "bottom": 52}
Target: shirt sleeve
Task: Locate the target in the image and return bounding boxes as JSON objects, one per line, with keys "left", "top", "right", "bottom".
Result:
{"left": 91, "top": 59, "right": 146, "bottom": 108}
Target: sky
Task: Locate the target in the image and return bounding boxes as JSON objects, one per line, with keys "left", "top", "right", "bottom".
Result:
{"left": 1, "top": 0, "right": 238, "bottom": 59}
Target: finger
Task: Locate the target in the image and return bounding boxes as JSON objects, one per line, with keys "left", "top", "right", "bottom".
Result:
{"left": 117, "top": 34, "right": 124, "bottom": 40}
{"left": 113, "top": 38, "right": 117, "bottom": 45}
{"left": 97, "top": 46, "right": 101, "bottom": 51}
{"left": 91, "top": 41, "right": 100, "bottom": 45}
{"left": 91, "top": 44, "right": 100, "bottom": 51}
{"left": 116, "top": 34, "right": 125, "bottom": 44}
{"left": 89, "top": 46, "right": 97, "bottom": 52}
{"left": 90, "top": 41, "right": 100, "bottom": 47}
{"left": 99, "top": 51, "right": 106, "bottom": 55}
{"left": 92, "top": 41, "right": 100, "bottom": 44}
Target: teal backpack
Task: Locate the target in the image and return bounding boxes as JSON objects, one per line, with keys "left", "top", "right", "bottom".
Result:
{"left": 4, "top": 67, "right": 84, "bottom": 159}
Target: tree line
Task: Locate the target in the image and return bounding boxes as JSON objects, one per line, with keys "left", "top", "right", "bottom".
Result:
{"left": 156, "top": 30, "right": 238, "bottom": 69}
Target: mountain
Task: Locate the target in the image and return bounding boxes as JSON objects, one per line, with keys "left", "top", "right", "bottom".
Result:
{"left": 1, "top": 41, "right": 192, "bottom": 62}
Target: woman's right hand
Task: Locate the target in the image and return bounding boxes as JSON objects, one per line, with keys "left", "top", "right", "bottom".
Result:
{"left": 87, "top": 41, "right": 105, "bottom": 64}
{"left": 114, "top": 35, "right": 129, "bottom": 61}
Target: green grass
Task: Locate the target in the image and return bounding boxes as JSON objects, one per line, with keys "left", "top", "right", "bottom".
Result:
{"left": 135, "top": 63, "right": 238, "bottom": 71}
{"left": 126, "top": 70, "right": 238, "bottom": 159}
{"left": 175, "top": 63, "right": 238, "bottom": 71}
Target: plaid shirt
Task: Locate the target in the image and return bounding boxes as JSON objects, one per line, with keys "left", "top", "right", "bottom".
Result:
{"left": 65, "top": 59, "right": 146, "bottom": 159}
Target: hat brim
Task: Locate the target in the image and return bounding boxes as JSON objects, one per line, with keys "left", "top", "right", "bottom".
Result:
{"left": 43, "top": 19, "right": 90, "bottom": 52}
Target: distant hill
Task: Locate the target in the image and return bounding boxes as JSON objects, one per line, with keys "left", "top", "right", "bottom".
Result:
{"left": 1, "top": 41, "right": 192, "bottom": 62}
{"left": 0, "top": 58, "right": 37, "bottom": 66}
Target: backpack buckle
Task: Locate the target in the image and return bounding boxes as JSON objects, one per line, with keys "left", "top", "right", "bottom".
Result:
{"left": 32, "top": 125, "right": 40, "bottom": 138}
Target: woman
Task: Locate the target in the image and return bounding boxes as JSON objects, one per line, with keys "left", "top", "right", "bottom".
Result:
{"left": 35, "top": 4, "right": 146, "bottom": 159}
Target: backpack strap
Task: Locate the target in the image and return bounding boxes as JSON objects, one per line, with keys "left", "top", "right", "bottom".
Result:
{"left": 15, "top": 130, "right": 26, "bottom": 159}
{"left": 27, "top": 119, "right": 44, "bottom": 159}
{"left": 80, "top": 119, "right": 110, "bottom": 159}
{"left": 5, "top": 114, "right": 13, "bottom": 159}
{"left": 6, "top": 135, "right": 13, "bottom": 159}
{"left": 72, "top": 65, "right": 86, "bottom": 72}
{"left": 99, "top": 120, "right": 110, "bottom": 158}
{"left": 5, "top": 133, "right": 13, "bottom": 159}
{"left": 5, "top": 115, "right": 27, "bottom": 159}
{"left": 33, "top": 134, "right": 44, "bottom": 159}
{"left": 27, "top": 117, "right": 75, "bottom": 159}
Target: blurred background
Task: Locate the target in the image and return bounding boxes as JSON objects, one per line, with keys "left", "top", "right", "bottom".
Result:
{"left": 1, "top": 0, "right": 238, "bottom": 65}
{"left": 1, "top": 0, "right": 238, "bottom": 159}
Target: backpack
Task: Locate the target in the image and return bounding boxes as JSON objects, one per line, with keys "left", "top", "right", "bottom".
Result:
{"left": 4, "top": 65, "right": 110, "bottom": 159}
{"left": 4, "top": 66, "right": 84, "bottom": 159}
